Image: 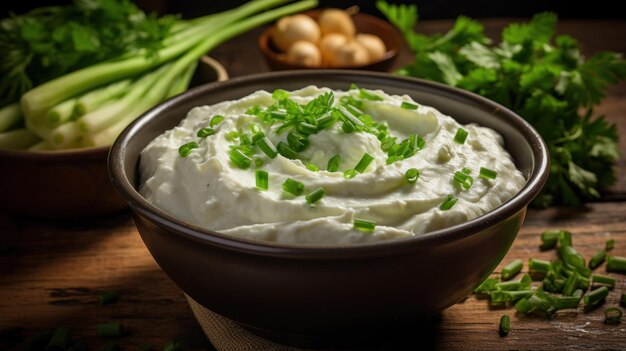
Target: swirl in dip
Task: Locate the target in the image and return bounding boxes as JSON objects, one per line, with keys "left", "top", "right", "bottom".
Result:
{"left": 139, "top": 86, "right": 525, "bottom": 244}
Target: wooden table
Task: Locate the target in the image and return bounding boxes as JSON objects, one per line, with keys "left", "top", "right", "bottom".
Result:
{"left": 1, "top": 19, "right": 625, "bottom": 350}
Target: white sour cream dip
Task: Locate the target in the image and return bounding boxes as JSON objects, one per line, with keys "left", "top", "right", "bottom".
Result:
{"left": 139, "top": 86, "right": 526, "bottom": 244}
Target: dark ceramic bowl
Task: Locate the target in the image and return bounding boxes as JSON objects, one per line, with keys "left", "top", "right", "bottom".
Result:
{"left": 109, "top": 71, "right": 549, "bottom": 343}
{"left": 259, "top": 10, "right": 401, "bottom": 71}
{"left": 0, "top": 57, "right": 227, "bottom": 219}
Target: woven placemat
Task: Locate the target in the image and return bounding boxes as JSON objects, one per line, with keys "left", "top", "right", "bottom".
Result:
{"left": 185, "top": 295, "right": 314, "bottom": 351}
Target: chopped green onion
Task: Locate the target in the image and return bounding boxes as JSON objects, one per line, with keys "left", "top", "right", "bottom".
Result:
{"left": 620, "top": 293, "right": 626, "bottom": 308}
{"left": 499, "top": 315, "right": 510, "bottom": 336}
{"left": 98, "top": 291, "right": 119, "bottom": 305}
{"left": 440, "top": 194, "right": 458, "bottom": 210}
{"left": 573, "top": 289, "right": 584, "bottom": 299}
{"left": 47, "top": 327, "right": 70, "bottom": 351}
{"left": 555, "top": 296, "right": 581, "bottom": 310}
{"left": 297, "top": 122, "right": 318, "bottom": 135}
{"left": 287, "top": 132, "right": 308, "bottom": 152}
{"left": 197, "top": 127, "right": 215, "bottom": 138}
{"left": 343, "top": 169, "right": 358, "bottom": 179}
{"left": 583, "top": 286, "right": 609, "bottom": 307}
{"left": 479, "top": 167, "right": 497, "bottom": 180}
{"left": 454, "top": 127, "right": 468, "bottom": 144}
{"left": 514, "top": 297, "right": 532, "bottom": 313}
{"left": 277, "top": 141, "right": 298, "bottom": 159}
{"left": 256, "top": 137, "right": 278, "bottom": 159}
{"left": 178, "top": 141, "right": 198, "bottom": 157}
{"left": 271, "top": 110, "right": 287, "bottom": 120}
{"left": 305, "top": 163, "right": 319, "bottom": 171}
{"left": 562, "top": 273, "right": 578, "bottom": 296}
{"left": 591, "top": 274, "right": 616, "bottom": 289}
{"left": 589, "top": 250, "right": 607, "bottom": 269}
{"left": 501, "top": 259, "right": 523, "bottom": 280}
{"left": 272, "top": 89, "right": 290, "bottom": 100}
{"left": 474, "top": 278, "right": 498, "bottom": 293}
{"left": 316, "top": 114, "right": 336, "bottom": 129}
{"left": 96, "top": 323, "right": 124, "bottom": 338}
{"left": 606, "top": 256, "right": 626, "bottom": 273}
{"left": 354, "top": 218, "right": 376, "bottom": 232}
{"left": 453, "top": 170, "right": 474, "bottom": 190}
{"left": 558, "top": 230, "right": 572, "bottom": 247}
{"left": 506, "top": 290, "right": 533, "bottom": 302}
{"left": 282, "top": 178, "right": 304, "bottom": 196}
{"left": 359, "top": 88, "right": 383, "bottom": 101}
{"left": 209, "top": 115, "right": 224, "bottom": 127}
{"left": 341, "top": 120, "right": 356, "bottom": 133}
{"left": 605, "top": 239, "right": 615, "bottom": 251}
{"left": 229, "top": 148, "right": 251, "bottom": 169}
{"left": 540, "top": 230, "right": 559, "bottom": 250}
{"left": 495, "top": 274, "right": 532, "bottom": 291}
{"left": 252, "top": 132, "right": 265, "bottom": 144}
{"left": 400, "top": 101, "right": 418, "bottom": 110}
{"left": 327, "top": 154, "right": 341, "bottom": 172}
{"left": 604, "top": 307, "right": 623, "bottom": 324}
{"left": 354, "top": 153, "right": 374, "bottom": 173}
{"left": 225, "top": 131, "right": 240, "bottom": 141}
{"left": 337, "top": 106, "right": 364, "bottom": 127}
{"left": 255, "top": 170, "right": 268, "bottom": 191}
{"left": 405, "top": 168, "right": 420, "bottom": 183}
{"left": 306, "top": 188, "right": 326, "bottom": 204}
{"left": 560, "top": 245, "right": 586, "bottom": 271}
{"left": 528, "top": 258, "right": 551, "bottom": 274}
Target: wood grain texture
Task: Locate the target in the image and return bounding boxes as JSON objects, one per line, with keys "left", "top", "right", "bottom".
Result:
{"left": 1, "top": 20, "right": 626, "bottom": 351}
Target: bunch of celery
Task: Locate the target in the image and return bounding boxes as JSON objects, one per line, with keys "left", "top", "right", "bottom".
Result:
{"left": 0, "top": 0, "right": 317, "bottom": 150}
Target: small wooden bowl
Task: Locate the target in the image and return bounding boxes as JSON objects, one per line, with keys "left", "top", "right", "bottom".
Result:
{"left": 259, "top": 10, "right": 401, "bottom": 71}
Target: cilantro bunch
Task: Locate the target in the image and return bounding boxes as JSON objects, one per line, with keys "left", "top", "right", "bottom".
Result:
{"left": 377, "top": 1, "right": 626, "bottom": 207}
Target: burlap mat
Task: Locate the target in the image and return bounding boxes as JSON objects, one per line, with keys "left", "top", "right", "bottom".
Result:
{"left": 185, "top": 294, "right": 314, "bottom": 351}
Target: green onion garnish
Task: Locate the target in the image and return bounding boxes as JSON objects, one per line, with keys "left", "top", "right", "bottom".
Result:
{"left": 343, "top": 169, "right": 358, "bottom": 179}
{"left": 606, "top": 256, "right": 626, "bottom": 273}
{"left": 256, "top": 137, "right": 278, "bottom": 159}
{"left": 359, "top": 88, "right": 383, "bottom": 101}
{"left": 453, "top": 170, "right": 474, "bottom": 190}
{"left": 255, "top": 170, "right": 268, "bottom": 191}
{"left": 528, "top": 258, "right": 551, "bottom": 274}
{"left": 254, "top": 157, "right": 264, "bottom": 168}
{"left": 337, "top": 106, "right": 364, "bottom": 127}
{"left": 589, "top": 250, "right": 607, "bottom": 269}
{"left": 540, "top": 230, "right": 559, "bottom": 250}
{"left": 225, "top": 131, "right": 239, "bottom": 141}
{"left": 583, "top": 286, "right": 609, "bottom": 307}
{"left": 405, "top": 168, "right": 420, "bottom": 183}
{"left": 282, "top": 178, "right": 304, "bottom": 196}
{"left": 306, "top": 188, "right": 326, "bottom": 204}
{"left": 327, "top": 154, "right": 341, "bottom": 172}
{"left": 606, "top": 239, "right": 615, "bottom": 251}
{"left": 297, "top": 122, "right": 318, "bottom": 135}
{"left": 555, "top": 296, "right": 581, "bottom": 310}
{"left": 306, "top": 163, "right": 319, "bottom": 171}
{"left": 96, "top": 323, "right": 124, "bottom": 338}
{"left": 440, "top": 194, "right": 458, "bottom": 210}
{"left": 316, "top": 114, "right": 336, "bottom": 129}
{"left": 196, "top": 127, "right": 215, "bottom": 138}
{"left": 562, "top": 273, "right": 579, "bottom": 296}
{"left": 474, "top": 278, "right": 498, "bottom": 293}
{"left": 178, "top": 141, "right": 198, "bottom": 157}
{"left": 229, "top": 148, "right": 251, "bottom": 169}
{"left": 499, "top": 315, "right": 510, "bottom": 336}
{"left": 209, "top": 115, "right": 224, "bottom": 127}
{"left": 558, "top": 230, "right": 573, "bottom": 247}
{"left": 454, "top": 127, "right": 468, "bottom": 144}
{"left": 592, "top": 274, "right": 616, "bottom": 289}
{"left": 354, "top": 218, "right": 375, "bottom": 232}
{"left": 501, "top": 259, "right": 523, "bottom": 280}
{"left": 277, "top": 142, "right": 298, "bottom": 159}
{"left": 287, "top": 132, "right": 308, "bottom": 152}
{"left": 98, "top": 291, "right": 119, "bottom": 305}
{"left": 271, "top": 110, "right": 287, "bottom": 120}
{"left": 272, "top": 89, "right": 290, "bottom": 100}
{"left": 354, "top": 153, "right": 374, "bottom": 173}
{"left": 341, "top": 120, "right": 356, "bottom": 133}
{"left": 604, "top": 307, "right": 623, "bottom": 324}
{"left": 479, "top": 167, "right": 497, "bottom": 180}
{"left": 400, "top": 101, "right": 418, "bottom": 110}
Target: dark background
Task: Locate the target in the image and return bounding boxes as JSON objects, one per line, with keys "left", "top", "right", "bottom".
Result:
{"left": 3, "top": 0, "right": 626, "bottom": 20}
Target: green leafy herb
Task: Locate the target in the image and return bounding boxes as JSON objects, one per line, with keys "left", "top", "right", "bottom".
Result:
{"left": 255, "top": 169, "right": 268, "bottom": 191}
{"left": 354, "top": 218, "right": 376, "bottom": 232}
{"left": 378, "top": 1, "right": 626, "bottom": 207}
{"left": 282, "top": 178, "right": 304, "bottom": 196}
{"left": 305, "top": 187, "right": 326, "bottom": 204}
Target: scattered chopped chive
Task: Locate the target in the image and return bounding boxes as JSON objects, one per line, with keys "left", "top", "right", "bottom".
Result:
{"left": 346, "top": 104, "right": 364, "bottom": 117}
{"left": 555, "top": 296, "right": 581, "bottom": 310}
{"left": 462, "top": 167, "right": 471, "bottom": 175}
{"left": 453, "top": 170, "right": 474, "bottom": 190}
{"left": 573, "top": 289, "right": 584, "bottom": 299}
{"left": 178, "top": 141, "right": 198, "bottom": 157}
{"left": 560, "top": 245, "right": 586, "bottom": 271}
{"left": 229, "top": 148, "right": 251, "bottom": 169}
{"left": 400, "top": 101, "right": 418, "bottom": 110}
{"left": 272, "top": 89, "right": 290, "bottom": 100}
{"left": 479, "top": 167, "right": 497, "bottom": 180}
{"left": 225, "top": 131, "right": 239, "bottom": 141}
{"left": 282, "top": 178, "right": 304, "bottom": 196}
{"left": 604, "top": 307, "right": 623, "bottom": 324}
{"left": 96, "top": 323, "right": 124, "bottom": 338}
{"left": 196, "top": 127, "right": 215, "bottom": 138}
{"left": 209, "top": 115, "right": 224, "bottom": 127}
{"left": 506, "top": 290, "right": 533, "bottom": 302}
{"left": 499, "top": 315, "right": 510, "bottom": 336}
{"left": 305, "top": 163, "right": 319, "bottom": 171}
{"left": 454, "top": 127, "right": 468, "bottom": 144}
{"left": 103, "top": 342, "right": 121, "bottom": 351}
{"left": 589, "top": 250, "right": 607, "bottom": 269}
{"left": 562, "top": 273, "right": 579, "bottom": 296}
{"left": 270, "top": 110, "right": 287, "bottom": 120}
{"left": 277, "top": 142, "right": 298, "bottom": 159}
{"left": 287, "top": 132, "right": 308, "bottom": 152}
{"left": 592, "top": 274, "right": 616, "bottom": 289}
{"left": 256, "top": 137, "right": 278, "bottom": 159}
{"left": 501, "top": 259, "right": 523, "bottom": 280}
{"left": 255, "top": 170, "right": 268, "bottom": 191}
{"left": 98, "top": 291, "right": 119, "bottom": 305}
{"left": 306, "top": 188, "right": 326, "bottom": 204}
{"left": 440, "top": 194, "right": 458, "bottom": 210}
{"left": 540, "top": 230, "right": 559, "bottom": 250}
{"left": 354, "top": 218, "right": 376, "bottom": 232}
{"left": 337, "top": 106, "right": 364, "bottom": 127}
{"left": 474, "top": 278, "right": 498, "bottom": 293}
{"left": 405, "top": 168, "right": 420, "bottom": 183}
{"left": 528, "top": 258, "right": 551, "bottom": 274}
{"left": 514, "top": 297, "right": 532, "bottom": 313}
{"left": 621, "top": 294, "right": 626, "bottom": 308}
{"left": 297, "top": 122, "right": 318, "bottom": 135}
{"left": 47, "top": 327, "right": 70, "bottom": 351}
{"left": 254, "top": 157, "right": 264, "bottom": 168}
{"left": 327, "top": 154, "right": 341, "bottom": 172}
{"left": 343, "top": 169, "right": 358, "bottom": 179}
{"left": 583, "top": 286, "right": 609, "bottom": 307}
{"left": 605, "top": 239, "right": 615, "bottom": 251}
{"left": 558, "top": 230, "right": 572, "bottom": 247}
{"left": 316, "top": 114, "right": 336, "bottom": 129}
{"left": 341, "top": 120, "right": 356, "bottom": 133}
{"left": 252, "top": 132, "right": 265, "bottom": 144}
{"left": 359, "top": 88, "right": 383, "bottom": 101}
{"left": 354, "top": 153, "right": 374, "bottom": 173}
{"left": 495, "top": 274, "right": 532, "bottom": 291}
{"left": 606, "top": 256, "right": 626, "bottom": 273}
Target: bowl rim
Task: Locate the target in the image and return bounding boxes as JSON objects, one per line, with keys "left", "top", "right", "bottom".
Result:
{"left": 109, "top": 69, "right": 550, "bottom": 259}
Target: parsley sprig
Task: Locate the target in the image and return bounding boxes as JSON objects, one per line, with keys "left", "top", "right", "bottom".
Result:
{"left": 378, "top": 1, "right": 626, "bottom": 207}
